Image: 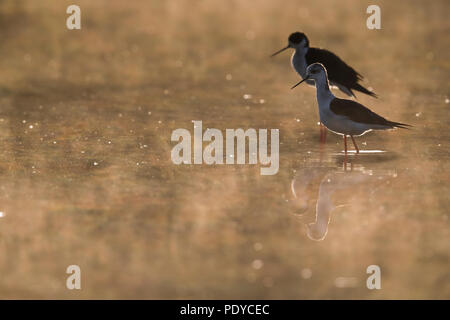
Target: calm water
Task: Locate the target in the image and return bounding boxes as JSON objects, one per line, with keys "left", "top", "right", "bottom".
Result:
{"left": 0, "top": 0, "right": 448, "bottom": 298}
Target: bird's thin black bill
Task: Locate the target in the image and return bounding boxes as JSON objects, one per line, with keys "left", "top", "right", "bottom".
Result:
{"left": 291, "top": 77, "right": 310, "bottom": 89}
{"left": 270, "top": 46, "right": 289, "bottom": 57}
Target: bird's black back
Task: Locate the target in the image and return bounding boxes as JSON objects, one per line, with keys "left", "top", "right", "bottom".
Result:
{"left": 305, "top": 48, "right": 363, "bottom": 88}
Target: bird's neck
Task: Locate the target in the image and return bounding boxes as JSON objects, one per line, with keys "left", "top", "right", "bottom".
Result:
{"left": 292, "top": 47, "right": 309, "bottom": 78}
{"left": 315, "top": 78, "right": 335, "bottom": 115}
{"left": 316, "top": 79, "right": 335, "bottom": 123}
{"left": 294, "top": 45, "right": 309, "bottom": 56}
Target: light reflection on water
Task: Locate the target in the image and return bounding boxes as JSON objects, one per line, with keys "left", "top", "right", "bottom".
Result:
{"left": 0, "top": 0, "right": 448, "bottom": 299}
{"left": 332, "top": 150, "right": 387, "bottom": 155}
{"left": 290, "top": 162, "right": 398, "bottom": 241}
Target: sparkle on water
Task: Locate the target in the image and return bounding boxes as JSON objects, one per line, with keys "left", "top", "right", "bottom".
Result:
{"left": 335, "top": 150, "right": 387, "bottom": 154}
{"left": 0, "top": 0, "right": 448, "bottom": 300}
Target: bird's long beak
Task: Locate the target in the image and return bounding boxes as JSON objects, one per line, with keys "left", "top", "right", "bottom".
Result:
{"left": 271, "top": 45, "right": 289, "bottom": 57}
{"left": 291, "top": 77, "right": 310, "bottom": 89}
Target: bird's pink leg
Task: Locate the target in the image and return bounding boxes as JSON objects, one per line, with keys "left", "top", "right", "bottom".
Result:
{"left": 350, "top": 135, "right": 359, "bottom": 154}
{"left": 319, "top": 124, "right": 323, "bottom": 142}
{"left": 343, "top": 135, "right": 348, "bottom": 169}
{"left": 343, "top": 135, "right": 348, "bottom": 155}
{"left": 320, "top": 123, "right": 327, "bottom": 143}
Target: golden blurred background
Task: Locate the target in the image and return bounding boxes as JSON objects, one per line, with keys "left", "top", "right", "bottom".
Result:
{"left": 0, "top": 0, "right": 448, "bottom": 298}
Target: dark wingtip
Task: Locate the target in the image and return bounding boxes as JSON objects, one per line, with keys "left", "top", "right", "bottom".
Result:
{"left": 353, "top": 83, "right": 378, "bottom": 99}
{"left": 369, "top": 91, "right": 379, "bottom": 99}
{"left": 392, "top": 122, "right": 412, "bottom": 130}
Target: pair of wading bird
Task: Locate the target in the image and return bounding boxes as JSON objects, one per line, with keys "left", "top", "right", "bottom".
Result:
{"left": 272, "top": 32, "right": 410, "bottom": 154}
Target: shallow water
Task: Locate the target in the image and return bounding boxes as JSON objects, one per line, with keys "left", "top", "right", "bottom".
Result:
{"left": 0, "top": 0, "right": 449, "bottom": 298}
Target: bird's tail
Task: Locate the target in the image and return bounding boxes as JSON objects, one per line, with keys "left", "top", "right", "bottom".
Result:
{"left": 353, "top": 83, "right": 378, "bottom": 98}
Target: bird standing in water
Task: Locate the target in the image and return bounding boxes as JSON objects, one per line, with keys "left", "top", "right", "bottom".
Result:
{"left": 291, "top": 63, "right": 409, "bottom": 154}
{"left": 272, "top": 32, "right": 377, "bottom": 142}
{"left": 272, "top": 32, "right": 377, "bottom": 98}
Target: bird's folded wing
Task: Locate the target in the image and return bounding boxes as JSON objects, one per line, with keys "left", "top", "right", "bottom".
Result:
{"left": 306, "top": 48, "right": 363, "bottom": 85}
{"left": 329, "top": 98, "right": 390, "bottom": 125}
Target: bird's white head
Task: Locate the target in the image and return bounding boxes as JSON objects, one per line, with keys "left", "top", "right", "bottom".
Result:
{"left": 291, "top": 63, "right": 329, "bottom": 89}
{"left": 271, "top": 32, "right": 309, "bottom": 57}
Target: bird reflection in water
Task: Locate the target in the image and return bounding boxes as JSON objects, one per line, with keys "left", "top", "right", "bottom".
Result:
{"left": 289, "top": 162, "right": 396, "bottom": 241}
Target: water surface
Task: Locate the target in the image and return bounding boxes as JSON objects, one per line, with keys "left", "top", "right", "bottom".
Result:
{"left": 0, "top": 0, "right": 448, "bottom": 299}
